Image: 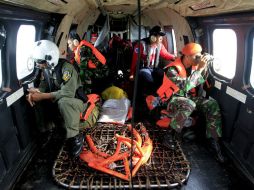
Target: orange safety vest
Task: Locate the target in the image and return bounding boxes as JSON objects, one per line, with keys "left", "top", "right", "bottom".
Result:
{"left": 158, "top": 58, "right": 197, "bottom": 101}
{"left": 74, "top": 40, "right": 106, "bottom": 68}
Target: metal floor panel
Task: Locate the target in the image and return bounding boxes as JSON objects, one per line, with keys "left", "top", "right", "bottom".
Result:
{"left": 53, "top": 123, "right": 190, "bottom": 189}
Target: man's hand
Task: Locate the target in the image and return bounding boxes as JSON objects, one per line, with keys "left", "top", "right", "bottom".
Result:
{"left": 30, "top": 92, "right": 44, "bottom": 102}
{"left": 26, "top": 88, "right": 41, "bottom": 107}
{"left": 26, "top": 91, "right": 43, "bottom": 107}
{"left": 197, "top": 55, "right": 209, "bottom": 72}
{"left": 27, "top": 88, "right": 40, "bottom": 94}
{"left": 26, "top": 91, "right": 53, "bottom": 107}
{"left": 26, "top": 93, "right": 35, "bottom": 107}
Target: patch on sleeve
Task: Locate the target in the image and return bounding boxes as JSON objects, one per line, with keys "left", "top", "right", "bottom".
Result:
{"left": 62, "top": 70, "right": 71, "bottom": 82}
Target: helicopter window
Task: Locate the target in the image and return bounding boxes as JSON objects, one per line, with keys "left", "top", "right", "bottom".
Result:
{"left": 212, "top": 28, "right": 237, "bottom": 79}
{"left": 250, "top": 38, "right": 254, "bottom": 88}
{"left": 163, "top": 26, "right": 176, "bottom": 55}
{"left": 0, "top": 49, "right": 2, "bottom": 87}
{"left": 16, "top": 25, "right": 36, "bottom": 80}
{"left": 0, "top": 24, "right": 6, "bottom": 88}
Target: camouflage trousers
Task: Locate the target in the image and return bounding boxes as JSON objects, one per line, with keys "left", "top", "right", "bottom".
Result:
{"left": 167, "top": 96, "right": 222, "bottom": 139}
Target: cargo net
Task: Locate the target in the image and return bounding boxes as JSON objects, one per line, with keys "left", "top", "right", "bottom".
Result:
{"left": 53, "top": 122, "right": 190, "bottom": 189}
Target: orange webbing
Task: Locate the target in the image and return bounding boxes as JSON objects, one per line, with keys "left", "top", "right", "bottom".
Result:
{"left": 79, "top": 124, "right": 153, "bottom": 181}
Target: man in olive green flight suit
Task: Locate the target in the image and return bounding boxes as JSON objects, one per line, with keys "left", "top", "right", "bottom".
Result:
{"left": 27, "top": 40, "right": 87, "bottom": 157}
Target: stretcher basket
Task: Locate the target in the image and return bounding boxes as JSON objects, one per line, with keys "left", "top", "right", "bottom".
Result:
{"left": 53, "top": 122, "right": 190, "bottom": 189}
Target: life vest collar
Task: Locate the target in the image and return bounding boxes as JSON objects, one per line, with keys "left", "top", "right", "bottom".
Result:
{"left": 74, "top": 40, "right": 106, "bottom": 66}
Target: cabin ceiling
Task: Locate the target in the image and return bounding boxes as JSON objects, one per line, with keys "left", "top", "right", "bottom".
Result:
{"left": 0, "top": 0, "right": 254, "bottom": 17}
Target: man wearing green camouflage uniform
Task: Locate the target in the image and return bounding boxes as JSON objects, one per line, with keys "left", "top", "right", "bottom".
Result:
{"left": 161, "top": 42, "right": 224, "bottom": 162}
{"left": 67, "top": 33, "right": 108, "bottom": 94}
{"left": 166, "top": 63, "right": 222, "bottom": 140}
{"left": 27, "top": 40, "right": 87, "bottom": 158}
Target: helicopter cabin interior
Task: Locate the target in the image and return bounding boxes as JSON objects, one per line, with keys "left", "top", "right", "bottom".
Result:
{"left": 0, "top": 0, "right": 253, "bottom": 189}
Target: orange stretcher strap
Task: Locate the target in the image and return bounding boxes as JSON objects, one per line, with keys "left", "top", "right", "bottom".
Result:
{"left": 126, "top": 107, "right": 133, "bottom": 121}
{"left": 79, "top": 124, "right": 153, "bottom": 181}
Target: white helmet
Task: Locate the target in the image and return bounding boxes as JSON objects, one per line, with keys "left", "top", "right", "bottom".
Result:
{"left": 32, "top": 40, "right": 59, "bottom": 69}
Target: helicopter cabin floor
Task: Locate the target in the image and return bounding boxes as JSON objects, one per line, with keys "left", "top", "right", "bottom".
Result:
{"left": 12, "top": 120, "right": 253, "bottom": 190}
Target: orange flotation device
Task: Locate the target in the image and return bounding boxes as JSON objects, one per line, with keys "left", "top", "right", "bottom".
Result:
{"left": 74, "top": 40, "right": 106, "bottom": 67}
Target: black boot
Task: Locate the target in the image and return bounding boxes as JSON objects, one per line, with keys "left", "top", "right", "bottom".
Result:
{"left": 209, "top": 138, "right": 225, "bottom": 163}
{"left": 182, "top": 128, "right": 196, "bottom": 142}
{"left": 162, "top": 130, "right": 176, "bottom": 150}
{"left": 66, "top": 133, "right": 84, "bottom": 158}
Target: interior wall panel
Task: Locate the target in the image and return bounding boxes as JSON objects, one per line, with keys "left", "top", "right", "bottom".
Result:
{"left": 142, "top": 7, "right": 194, "bottom": 55}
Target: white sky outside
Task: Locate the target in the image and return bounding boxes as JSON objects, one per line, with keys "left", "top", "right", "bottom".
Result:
{"left": 16, "top": 25, "right": 36, "bottom": 80}
{"left": 250, "top": 38, "right": 254, "bottom": 87}
{"left": 213, "top": 29, "right": 237, "bottom": 79}
{"left": 0, "top": 50, "right": 2, "bottom": 86}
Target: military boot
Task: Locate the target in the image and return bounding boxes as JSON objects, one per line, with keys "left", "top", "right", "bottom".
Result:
{"left": 66, "top": 133, "right": 84, "bottom": 158}
{"left": 209, "top": 138, "right": 225, "bottom": 163}
{"left": 162, "top": 130, "right": 176, "bottom": 150}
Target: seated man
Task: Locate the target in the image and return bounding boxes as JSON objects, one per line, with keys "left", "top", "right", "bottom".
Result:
{"left": 155, "top": 42, "right": 225, "bottom": 163}
{"left": 67, "top": 32, "right": 107, "bottom": 94}
{"left": 129, "top": 25, "right": 175, "bottom": 95}
{"left": 27, "top": 40, "right": 87, "bottom": 158}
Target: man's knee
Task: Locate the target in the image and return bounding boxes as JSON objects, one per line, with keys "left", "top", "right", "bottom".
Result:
{"left": 58, "top": 97, "right": 84, "bottom": 113}
{"left": 139, "top": 68, "right": 153, "bottom": 83}
{"left": 58, "top": 97, "right": 71, "bottom": 110}
{"left": 206, "top": 99, "right": 220, "bottom": 113}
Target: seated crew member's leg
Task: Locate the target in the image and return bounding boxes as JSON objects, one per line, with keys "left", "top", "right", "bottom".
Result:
{"left": 168, "top": 97, "right": 196, "bottom": 132}
{"left": 152, "top": 67, "right": 164, "bottom": 93}
{"left": 194, "top": 97, "right": 225, "bottom": 163}
{"left": 58, "top": 97, "right": 87, "bottom": 157}
{"left": 162, "top": 97, "right": 196, "bottom": 149}
{"left": 139, "top": 68, "right": 154, "bottom": 95}
{"left": 133, "top": 68, "right": 154, "bottom": 119}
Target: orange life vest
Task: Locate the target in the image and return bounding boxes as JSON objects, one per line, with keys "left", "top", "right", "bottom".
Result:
{"left": 164, "top": 58, "right": 198, "bottom": 78}
{"left": 156, "top": 73, "right": 180, "bottom": 102}
{"left": 158, "top": 58, "right": 197, "bottom": 101}
{"left": 74, "top": 40, "right": 106, "bottom": 68}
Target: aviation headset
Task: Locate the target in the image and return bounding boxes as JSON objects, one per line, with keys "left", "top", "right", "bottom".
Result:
{"left": 150, "top": 35, "right": 158, "bottom": 43}
{"left": 69, "top": 32, "right": 81, "bottom": 45}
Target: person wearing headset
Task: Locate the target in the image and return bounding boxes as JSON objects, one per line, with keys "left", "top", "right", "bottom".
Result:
{"left": 129, "top": 25, "right": 175, "bottom": 95}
